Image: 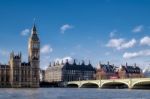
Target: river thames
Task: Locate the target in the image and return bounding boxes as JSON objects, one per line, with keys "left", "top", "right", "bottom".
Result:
{"left": 0, "top": 88, "right": 149, "bottom": 99}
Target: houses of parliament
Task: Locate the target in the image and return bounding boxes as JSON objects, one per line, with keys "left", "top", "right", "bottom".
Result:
{"left": 0, "top": 25, "right": 40, "bottom": 88}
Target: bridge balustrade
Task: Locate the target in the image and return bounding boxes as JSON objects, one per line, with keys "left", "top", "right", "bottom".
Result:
{"left": 67, "top": 78, "right": 150, "bottom": 89}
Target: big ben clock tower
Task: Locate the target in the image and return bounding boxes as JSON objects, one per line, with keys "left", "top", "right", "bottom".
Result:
{"left": 28, "top": 24, "right": 40, "bottom": 87}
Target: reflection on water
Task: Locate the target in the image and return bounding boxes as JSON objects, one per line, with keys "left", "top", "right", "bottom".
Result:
{"left": 0, "top": 88, "right": 149, "bottom": 99}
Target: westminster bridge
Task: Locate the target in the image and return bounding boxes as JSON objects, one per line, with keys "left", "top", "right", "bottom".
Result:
{"left": 66, "top": 78, "right": 150, "bottom": 89}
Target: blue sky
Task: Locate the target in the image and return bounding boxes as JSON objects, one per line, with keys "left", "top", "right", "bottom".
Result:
{"left": 0, "top": 0, "right": 150, "bottom": 69}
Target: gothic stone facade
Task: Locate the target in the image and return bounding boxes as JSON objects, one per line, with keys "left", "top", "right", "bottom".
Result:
{"left": 0, "top": 25, "right": 40, "bottom": 88}
{"left": 45, "top": 60, "right": 96, "bottom": 83}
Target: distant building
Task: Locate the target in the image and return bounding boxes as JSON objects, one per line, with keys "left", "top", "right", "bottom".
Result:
{"left": 118, "top": 63, "right": 143, "bottom": 78}
{"left": 40, "top": 69, "right": 45, "bottom": 82}
{"left": 96, "top": 62, "right": 143, "bottom": 80}
{"left": 0, "top": 25, "right": 40, "bottom": 88}
{"left": 95, "top": 62, "right": 118, "bottom": 80}
{"left": 45, "top": 60, "right": 96, "bottom": 82}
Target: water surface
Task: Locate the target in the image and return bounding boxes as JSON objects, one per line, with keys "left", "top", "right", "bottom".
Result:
{"left": 0, "top": 88, "right": 149, "bottom": 99}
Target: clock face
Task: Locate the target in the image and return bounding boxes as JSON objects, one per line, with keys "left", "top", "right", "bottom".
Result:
{"left": 33, "top": 44, "right": 39, "bottom": 48}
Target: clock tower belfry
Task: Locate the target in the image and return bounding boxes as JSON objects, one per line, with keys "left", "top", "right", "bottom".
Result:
{"left": 28, "top": 24, "right": 40, "bottom": 87}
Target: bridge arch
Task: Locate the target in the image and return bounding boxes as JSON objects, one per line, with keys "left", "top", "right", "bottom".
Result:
{"left": 132, "top": 81, "right": 150, "bottom": 89}
{"left": 67, "top": 83, "right": 79, "bottom": 88}
{"left": 81, "top": 83, "right": 99, "bottom": 88}
{"left": 101, "top": 81, "right": 129, "bottom": 89}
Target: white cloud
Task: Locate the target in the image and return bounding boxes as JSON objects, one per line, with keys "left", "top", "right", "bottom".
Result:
{"left": 140, "top": 36, "right": 150, "bottom": 46}
{"left": 41, "top": 45, "right": 53, "bottom": 54}
{"left": 106, "top": 38, "right": 136, "bottom": 50}
{"left": 21, "top": 29, "right": 30, "bottom": 36}
{"left": 121, "top": 39, "right": 136, "bottom": 49}
{"left": 123, "top": 49, "right": 150, "bottom": 59}
{"left": 109, "top": 30, "right": 117, "bottom": 38}
{"left": 132, "top": 25, "right": 143, "bottom": 33}
{"left": 55, "top": 56, "right": 73, "bottom": 63}
{"left": 60, "top": 24, "right": 73, "bottom": 33}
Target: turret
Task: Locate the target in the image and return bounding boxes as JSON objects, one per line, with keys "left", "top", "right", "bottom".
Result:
{"left": 81, "top": 60, "right": 85, "bottom": 65}
{"left": 10, "top": 51, "right": 14, "bottom": 60}
{"left": 88, "top": 60, "right": 92, "bottom": 66}
{"left": 73, "top": 59, "right": 76, "bottom": 65}
{"left": 9, "top": 52, "right": 22, "bottom": 87}
{"left": 56, "top": 61, "right": 59, "bottom": 65}
{"left": 10, "top": 51, "right": 21, "bottom": 61}
{"left": 126, "top": 62, "right": 128, "bottom": 67}
{"left": 19, "top": 52, "right": 22, "bottom": 58}
{"left": 61, "top": 60, "right": 64, "bottom": 65}
{"left": 66, "top": 59, "right": 69, "bottom": 64}
{"left": 134, "top": 63, "right": 137, "bottom": 67}
{"left": 49, "top": 62, "right": 51, "bottom": 67}
{"left": 99, "top": 61, "right": 102, "bottom": 68}
{"left": 53, "top": 62, "right": 56, "bottom": 66}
